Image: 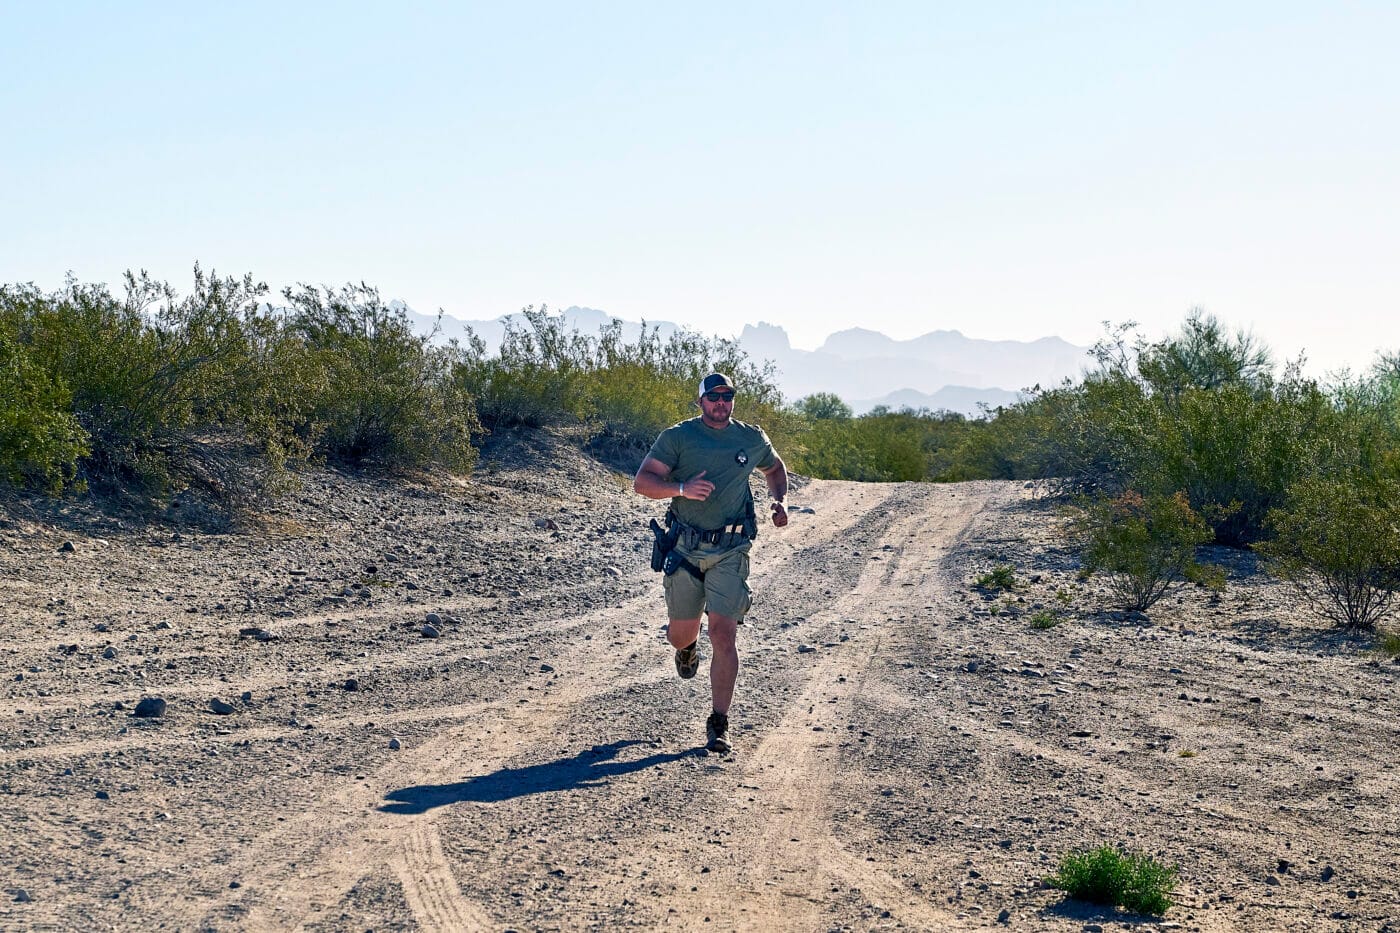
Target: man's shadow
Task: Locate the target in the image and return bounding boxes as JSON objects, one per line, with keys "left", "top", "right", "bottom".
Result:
{"left": 379, "top": 740, "right": 699, "bottom": 814}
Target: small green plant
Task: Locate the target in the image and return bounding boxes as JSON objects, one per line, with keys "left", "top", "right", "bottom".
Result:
{"left": 1029, "top": 610, "right": 1062, "bottom": 630}
{"left": 1054, "top": 588, "right": 1074, "bottom": 606}
{"left": 1373, "top": 630, "right": 1400, "bottom": 658}
{"left": 974, "top": 565, "right": 1017, "bottom": 592}
{"left": 1177, "top": 749, "right": 1197, "bottom": 758}
{"left": 1070, "top": 491, "right": 1223, "bottom": 611}
{"left": 1046, "top": 845, "right": 1178, "bottom": 917}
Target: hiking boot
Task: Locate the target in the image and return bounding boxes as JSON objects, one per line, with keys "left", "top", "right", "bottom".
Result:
{"left": 674, "top": 640, "right": 700, "bottom": 679}
{"left": 706, "top": 712, "right": 731, "bottom": 754}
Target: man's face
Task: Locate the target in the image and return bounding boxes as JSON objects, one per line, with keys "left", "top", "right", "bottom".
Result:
{"left": 699, "top": 389, "right": 735, "bottom": 424}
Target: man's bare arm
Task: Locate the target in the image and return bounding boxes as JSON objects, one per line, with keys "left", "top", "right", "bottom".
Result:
{"left": 760, "top": 456, "right": 789, "bottom": 527}
{"left": 634, "top": 457, "right": 714, "bottom": 501}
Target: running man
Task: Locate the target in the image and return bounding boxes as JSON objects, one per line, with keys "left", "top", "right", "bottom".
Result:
{"left": 633, "top": 372, "right": 789, "bottom": 753}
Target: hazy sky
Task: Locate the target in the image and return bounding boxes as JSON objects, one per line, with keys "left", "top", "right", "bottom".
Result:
{"left": 3, "top": 2, "right": 1397, "bottom": 374}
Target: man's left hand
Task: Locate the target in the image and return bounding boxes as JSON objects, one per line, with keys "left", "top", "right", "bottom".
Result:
{"left": 771, "top": 501, "right": 789, "bottom": 528}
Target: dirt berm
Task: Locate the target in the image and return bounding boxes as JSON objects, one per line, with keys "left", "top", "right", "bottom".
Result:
{"left": 2, "top": 428, "right": 1397, "bottom": 931}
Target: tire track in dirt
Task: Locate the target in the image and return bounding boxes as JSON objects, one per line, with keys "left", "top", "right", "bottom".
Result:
{"left": 391, "top": 820, "right": 495, "bottom": 931}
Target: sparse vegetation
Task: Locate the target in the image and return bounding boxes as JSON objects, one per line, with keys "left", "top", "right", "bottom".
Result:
{"left": 1, "top": 270, "right": 305, "bottom": 503}
{"left": 1029, "top": 609, "right": 1062, "bottom": 630}
{"left": 786, "top": 406, "right": 978, "bottom": 482}
{"left": 1046, "top": 845, "right": 1178, "bottom": 917}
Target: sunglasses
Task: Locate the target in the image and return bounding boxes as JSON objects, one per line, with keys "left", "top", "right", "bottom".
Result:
{"left": 702, "top": 391, "right": 735, "bottom": 402}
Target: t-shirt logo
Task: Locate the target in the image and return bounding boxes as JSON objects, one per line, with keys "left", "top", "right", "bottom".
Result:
{"left": 735, "top": 450, "right": 748, "bottom": 465}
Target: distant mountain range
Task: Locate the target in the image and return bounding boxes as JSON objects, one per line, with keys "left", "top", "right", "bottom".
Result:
{"left": 396, "top": 303, "right": 1090, "bottom": 418}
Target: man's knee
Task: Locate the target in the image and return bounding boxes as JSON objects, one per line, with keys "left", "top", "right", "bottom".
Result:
{"left": 708, "top": 613, "right": 739, "bottom": 649}
{"left": 667, "top": 618, "right": 702, "bottom": 648}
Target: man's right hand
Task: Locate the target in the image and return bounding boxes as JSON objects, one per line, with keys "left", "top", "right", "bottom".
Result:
{"left": 680, "top": 470, "right": 714, "bottom": 501}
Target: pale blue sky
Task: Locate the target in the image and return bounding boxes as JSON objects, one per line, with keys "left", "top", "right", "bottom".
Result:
{"left": 3, "top": 2, "right": 1397, "bottom": 373}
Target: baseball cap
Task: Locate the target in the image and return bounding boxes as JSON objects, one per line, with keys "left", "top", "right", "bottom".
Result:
{"left": 698, "top": 373, "right": 735, "bottom": 396}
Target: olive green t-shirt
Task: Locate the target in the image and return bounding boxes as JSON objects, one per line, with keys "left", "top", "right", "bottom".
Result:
{"left": 647, "top": 417, "right": 777, "bottom": 530}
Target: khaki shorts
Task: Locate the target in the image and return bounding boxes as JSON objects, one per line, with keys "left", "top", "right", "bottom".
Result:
{"left": 663, "top": 539, "right": 753, "bottom": 622}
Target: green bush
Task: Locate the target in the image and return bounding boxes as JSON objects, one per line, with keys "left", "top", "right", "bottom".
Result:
{"left": 0, "top": 327, "right": 88, "bottom": 492}
{"left": 1047, "top": 846, "right": 1178, "bottom": 916}
{"left": 988, "top": 373, "right": 1160, "bottom": 497}
{"left": 1141, "top": 381, "right": 1333, "bottom": 546}
{"left": 283, "top": 283, "right": 481, "bottom": 471}
{"left": 974, "top": 565, "right": 1016, "bottom": 591}
{"left": 1256, "top": 474, "right": 1400, "bottom": 631}
{"left": 1071, "top": 491, "right": 1222, "bottom": 611}
{"left": 457, "top": 307, "right": 594, "bottom": 431}
{"left": 1029, "top": 609, "right": 1062, "bottom": 630}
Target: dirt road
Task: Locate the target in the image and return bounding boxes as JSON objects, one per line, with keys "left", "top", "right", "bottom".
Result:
{"left": 3, "top": 456, "right": 1399, "bottom": 931}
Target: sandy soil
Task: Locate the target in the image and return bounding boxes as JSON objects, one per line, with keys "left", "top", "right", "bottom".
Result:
{"left": 2, "top": 429, "right": 1399, "bottom": 932}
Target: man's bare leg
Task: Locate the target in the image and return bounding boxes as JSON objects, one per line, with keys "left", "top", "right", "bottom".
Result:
{"left": 706, "top": 613, "right": 739, "bottom": 715}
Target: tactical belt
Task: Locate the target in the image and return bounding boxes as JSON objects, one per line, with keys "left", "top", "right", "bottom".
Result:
{"left": 648, "top": 506, "right": 757, "bottom": 583}
{"left": 666, "top": 499, "right": 759, "bottom": 548}
{"left": 671, "top": 517, "right": 748, "bottom": 548}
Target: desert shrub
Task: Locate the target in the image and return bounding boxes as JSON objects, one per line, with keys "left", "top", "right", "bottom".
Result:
{"left": 980, "top": 316, "right": 1339, "bottom": 547}
{"left": 589, "top": 322, "right": 734, "bottom": 453}
{"left": 1029, "top": 609, "right": 1062, "bottom": 630}
{"left": 282, "top": 284, "right": 481, "bottom": 471}
{"left": 974, "top": 565, "right": 1016, "bottom": 591}
{"left": 789, "top": 407, "right": 976, "bottom": 482}
{"left": 0, "top": 327, "right": 88, "bottom": 492}
{"left": 1141, "top": 380, "right": 1333, "bottom": 546}
{"left": 792, "top": 415, "right": 924, "bottom": 481}
{"left": 455, "top": 310, "right": 792, "bottom": 460}
{"left": 1256, "top": 474, "right": 1400, "bottom": 631}
{"left": 1071, "top": 491, "right": 1222, "bottom": 611}
{"left": 3, "top": 270, "right": 297, "bottom": 501}
{"left": 1046, "top": 845, "right": 1177, "bottom": 917}
{"left": 458, "top": 307, "right": 594, "bottom": 430}
{"left": 995, "top": 373, "right": 1161, "bottom": 496}
{"left": 941, "top": 401, "right": 1042, "bottom": 481}
{"left": 1137, "top": 309, "right": 1273, "bottom": 397}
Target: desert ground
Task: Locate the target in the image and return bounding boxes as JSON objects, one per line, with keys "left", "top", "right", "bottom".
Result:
{"left": 2, "top": 429, "right": 1398, "bottom": 932}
